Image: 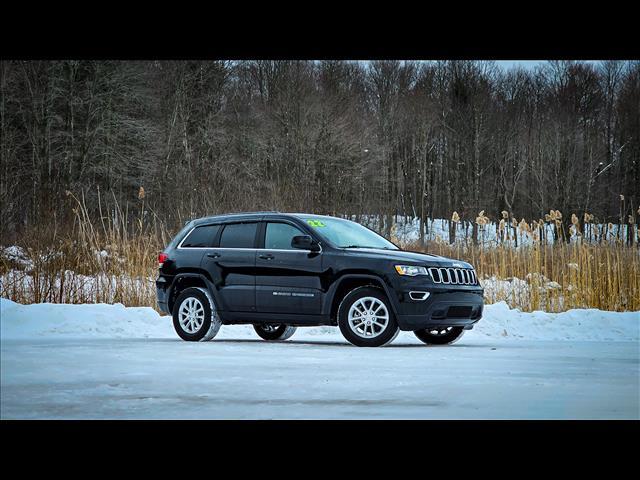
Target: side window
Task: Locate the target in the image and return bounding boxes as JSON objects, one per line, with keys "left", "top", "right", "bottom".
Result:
{"left": 180, "top": 225, "right": 220, "bottom": 248}
{"left": 265, "top": 222, "right": 305, "bottom": 250}
{"left": 219, "top": 223, "right": 258, "bottom": 249}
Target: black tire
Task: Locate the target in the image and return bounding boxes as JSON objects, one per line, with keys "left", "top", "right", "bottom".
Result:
{"left": 337, "top": 286, "right": 399, "bottom": 347}
{"left": 172, "top": 287, "right": 222, "bottom": 342}
{"left": 253, "top": 324, "right": 297, "bottom": 341}
{"left": 414, "top": 326, "right": 465, "bottom": 345}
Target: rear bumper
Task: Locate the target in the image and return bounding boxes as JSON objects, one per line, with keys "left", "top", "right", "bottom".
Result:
{"left": 156, "top": 276, "right": 171, "bottom": 314}
{"left": 394, "top": 291, "right": 484, "bottom": 331}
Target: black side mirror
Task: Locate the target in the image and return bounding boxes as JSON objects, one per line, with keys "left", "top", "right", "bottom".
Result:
{"left": 291, "top": 235, "right": 320, "bottom": 252}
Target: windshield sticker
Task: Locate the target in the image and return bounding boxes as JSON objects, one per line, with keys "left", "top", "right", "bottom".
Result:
{"left": 306, "top": 220, "right": 326, "bottom": 227}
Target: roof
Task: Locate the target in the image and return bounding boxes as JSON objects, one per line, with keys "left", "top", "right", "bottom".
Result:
{"left": 190, "top": 211, "right": 346, "bottom": 225}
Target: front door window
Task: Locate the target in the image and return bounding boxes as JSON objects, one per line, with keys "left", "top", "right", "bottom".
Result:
{"left": 265, "top": 222, "right": 305, "bottom": 250}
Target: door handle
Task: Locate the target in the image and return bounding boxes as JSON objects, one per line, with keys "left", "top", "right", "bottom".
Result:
{"left": 207, "top": 252, "right": 221, "bottom": 258}
{"left": 259, "top": 254, "right": 275, "bottom": 260}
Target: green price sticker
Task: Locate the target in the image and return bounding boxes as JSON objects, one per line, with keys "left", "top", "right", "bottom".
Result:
{"left": 306, "top": 220, "right": 325, "bottom": 227}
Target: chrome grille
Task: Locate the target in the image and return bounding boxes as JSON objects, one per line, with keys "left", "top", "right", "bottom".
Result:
{"left": 429, "top": 267, "right": 478, "bottom": 285}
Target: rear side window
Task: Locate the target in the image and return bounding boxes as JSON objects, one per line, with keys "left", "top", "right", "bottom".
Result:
{"left": 265, "top": 222, "right": 305, "bottom": 250}
{"left": 180, "top": 225, "right": 220, "bottom": 248}
{"left": 167, "top": 222, "right": 195, "bottom": 249}
{"left": 219, "top": 223, "right": 258, "bottom": 248}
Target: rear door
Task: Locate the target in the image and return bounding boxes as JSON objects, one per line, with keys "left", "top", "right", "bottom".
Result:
{"left": 255, "top": 220, "right": 324, "bottom": 315}
{"left": 200, "top": 221, "right": 258, "bottom": 313}
{"left": 173, "top": 224, "right": 220, "bottom": 273}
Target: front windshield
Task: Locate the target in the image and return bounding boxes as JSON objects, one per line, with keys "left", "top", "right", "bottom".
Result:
{"left": 301, "top": 217, "right": 398, "bottom": 250}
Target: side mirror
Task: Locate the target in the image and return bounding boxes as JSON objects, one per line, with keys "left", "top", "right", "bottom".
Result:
{"left": 291, "top": 235, "right": 320, "bottom": 252}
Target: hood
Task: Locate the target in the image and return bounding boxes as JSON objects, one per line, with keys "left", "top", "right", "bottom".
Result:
{"left": 340, "top": 248, "right": 473, "bottom": 268}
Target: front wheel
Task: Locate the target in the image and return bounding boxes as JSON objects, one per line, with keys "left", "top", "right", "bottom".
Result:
{"left": 253, "top": 324, "right": 297, "bottom": 341}
{"left": 414, "top": 326, "right": 465, "bottom": 345}
{"left": 338, "top": 286, "right": 399, "bottom": 347}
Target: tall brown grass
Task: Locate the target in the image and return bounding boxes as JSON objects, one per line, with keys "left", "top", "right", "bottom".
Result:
{"left": 400, "top": 208, "right": 639, "bottom": 312}
{"left": 1, "top": 201, "right": 639, "bottom": 314}
{"left": 0, "top": 191, "right": 166, "bottom": 308}
{"left": 405, "top": 241, "right": 639, "bottom": 312}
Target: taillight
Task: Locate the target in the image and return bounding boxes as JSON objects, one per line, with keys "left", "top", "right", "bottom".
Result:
{"left": 158, "top": 252, "right": 169, "bottom": 267}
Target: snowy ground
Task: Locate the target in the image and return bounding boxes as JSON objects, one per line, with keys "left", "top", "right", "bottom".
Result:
{"left": 1, "top": 299, "right": 638, "bottom": 419}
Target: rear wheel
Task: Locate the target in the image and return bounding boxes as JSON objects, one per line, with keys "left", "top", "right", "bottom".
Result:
{"left": 338, "top": 286, "right": 399, "bottom": 347}
{"left": 172, "top": 287, "right": 222, "bottom": 342}
{"left": 414, "top": 326, "right": 465, "bottom": 345}
{"left": 253, "top": 324, "right": 297, "bottom": 341}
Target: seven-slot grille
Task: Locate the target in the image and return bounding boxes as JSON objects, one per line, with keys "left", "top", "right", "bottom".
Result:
{"left": 429, "top": 267, "right": 478, "bottom": 285}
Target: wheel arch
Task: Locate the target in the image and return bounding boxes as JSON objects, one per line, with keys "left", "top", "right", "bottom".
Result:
{"left": 168, "top": 272, "right": 218, "bottom": 314}
{"left": 325, "top": 273, "right": 399, "bottom": 324}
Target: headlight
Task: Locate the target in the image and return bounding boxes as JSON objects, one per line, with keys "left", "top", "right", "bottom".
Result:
{"left": 394, "top": 265, "right": 429, "bottom": 276}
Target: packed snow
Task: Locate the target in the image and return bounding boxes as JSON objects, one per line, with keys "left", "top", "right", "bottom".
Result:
{"left": 2, "top": 298, "right": 637, "bottom": 342}
{"left": 0, "top": 298, "right": 168, "bottom": 340}
{"left": 1, "top": 298, "right": 638, "bottom": 419}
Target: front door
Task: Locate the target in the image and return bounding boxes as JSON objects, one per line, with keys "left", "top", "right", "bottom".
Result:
{"left": 255, "top": 221, "right": 324, "bottom": 315}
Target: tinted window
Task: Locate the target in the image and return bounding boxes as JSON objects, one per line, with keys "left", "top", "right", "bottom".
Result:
{"left": 265, "top": 222, "right": 305, "bottom": 250}
{"left": 181, "top": 225, "right": 220, "bottom": 248}
{"left": 219, "top": 223, "right": 257, "bottom": 248}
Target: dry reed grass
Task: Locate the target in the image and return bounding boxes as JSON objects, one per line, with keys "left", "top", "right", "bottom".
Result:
{"left": 403, "top": 240, "right": 639, "bottom": 312}
{"left": 1, "top": 201, "right": 639, "bottom": 314}
{"left": 401, "top": 208, "right": 639, "bottom": 312}
{"left": 0, "top": 191, "right": 167, "bottom": 309}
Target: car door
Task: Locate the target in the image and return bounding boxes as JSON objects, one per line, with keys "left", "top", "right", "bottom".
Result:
{"left": 255, "top": 220, "right": 323, "bottom": 315}
{"left": 200, "top": 221, "right": 258, "bottom": 313}
{"left": 174, "top": 224, "right": 220, "bottom": 274}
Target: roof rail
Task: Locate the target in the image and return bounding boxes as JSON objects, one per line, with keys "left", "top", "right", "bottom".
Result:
{"left": 187, "top": 211, "right": 282, "bottom": 223}
{"left": 196, "top": 211, "right": 281, "bottom": 217}
{"left": 231, "top": 211, "right": 281, "bottom": 215}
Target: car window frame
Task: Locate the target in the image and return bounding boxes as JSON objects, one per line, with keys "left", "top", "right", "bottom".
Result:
{"left": 177, "top": 223, "right": 221, "bottom": 249}
{"left": 261, "top": 220, "right": 309, "bottom": 251}
{"left": 256, "top": 219, "right": 323, "bottom": 252}
{"left": 217, "top": 221, "right": 261, "bottom": 249}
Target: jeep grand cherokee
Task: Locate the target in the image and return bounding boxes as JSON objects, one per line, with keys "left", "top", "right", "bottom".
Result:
{"left": 156, "top": 212, "right": 484, "bottom": 347}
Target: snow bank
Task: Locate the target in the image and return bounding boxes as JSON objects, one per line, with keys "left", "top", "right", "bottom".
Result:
{"left": 477, "top": 302, "right": 639, "bottom": 342}
{"left": 0, "top": 298, "right": 173, "bottom": 340}
{"left": 1, "top": 297, "right": 638, "bottom": 342}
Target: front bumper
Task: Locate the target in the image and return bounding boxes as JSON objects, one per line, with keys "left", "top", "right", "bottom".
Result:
{"left": 392, "top": 287, "right": 484, "bottom": 331}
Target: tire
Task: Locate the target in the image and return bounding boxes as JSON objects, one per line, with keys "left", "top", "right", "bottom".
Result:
{"left": 172, "top": 287, "right": 222, "bottom": 342}
{"left": 337, "top": 286, "right": 399, "bottom": 347}
{"left": 414, "top": 326, "right": 465, "bottom": 345}
{"left": 253, "top": 324, "right": 297, "bottom": 341}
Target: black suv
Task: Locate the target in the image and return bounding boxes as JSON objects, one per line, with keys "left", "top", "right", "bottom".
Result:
{"left": 156, "top": 212, "right": 483, "bottom": 347}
